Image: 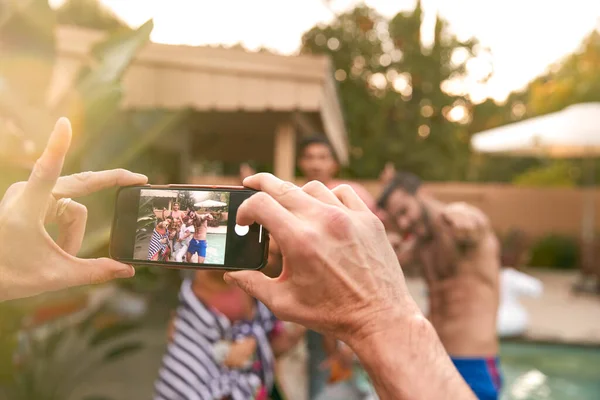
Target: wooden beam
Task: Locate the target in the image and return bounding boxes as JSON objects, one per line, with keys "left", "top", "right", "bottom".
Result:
{"left": 273, "top": 122, "right": 296, "bottom": 181}
{"left": 179, "top": 130, "right": 191, "bottom": 183}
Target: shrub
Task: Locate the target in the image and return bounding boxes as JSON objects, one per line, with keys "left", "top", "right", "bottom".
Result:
{"left": 528, "top": 234, "right": 580, "bottom": 269}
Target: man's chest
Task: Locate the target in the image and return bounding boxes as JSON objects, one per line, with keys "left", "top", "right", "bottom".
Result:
{"left": 417, "top": 231, "right": 462, "bottom": 281}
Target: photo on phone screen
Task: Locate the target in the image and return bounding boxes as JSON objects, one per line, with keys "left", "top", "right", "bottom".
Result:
{"left": 136, "top": 189, "right": 230, "bottom": 265}
{"left": 110, "top": 186, "right": 268, "bottom": 270}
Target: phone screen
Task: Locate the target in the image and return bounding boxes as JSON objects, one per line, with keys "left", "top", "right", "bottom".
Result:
{"left": 110, "top": 186, "right": 268, "bottom": 270}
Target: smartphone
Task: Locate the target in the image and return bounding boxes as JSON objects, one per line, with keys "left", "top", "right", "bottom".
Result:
{"left": 110, "top": 185, "right": 269, "bottom": 270}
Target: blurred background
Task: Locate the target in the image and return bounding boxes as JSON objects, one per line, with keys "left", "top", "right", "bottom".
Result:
{"left": 0, "top": 0, "right": 599, "bottom": 399}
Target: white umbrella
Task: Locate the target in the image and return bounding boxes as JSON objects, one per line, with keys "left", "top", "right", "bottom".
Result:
{"left": 471, "top": 102, "right": 600, "bottom": 285}
{"left": 472, "top": 103, "right": 600, "bottom": 157}
{"left": 194, "top": 199, "right": 227, "bottom": 208}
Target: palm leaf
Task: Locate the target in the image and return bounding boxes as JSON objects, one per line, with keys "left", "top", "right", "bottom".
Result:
{"left": 89, "top": 321, "right": 139, "bottom": 347}
{"left": 102, "top": 341, "right": 143, "bottom": 363}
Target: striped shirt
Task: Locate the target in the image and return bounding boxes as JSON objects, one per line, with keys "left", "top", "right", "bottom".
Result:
{"left": 154, "top": 279, "right": 280, "bottom": 400}
{"left": 148, "top": 228, "right": 168, "bottom": 260}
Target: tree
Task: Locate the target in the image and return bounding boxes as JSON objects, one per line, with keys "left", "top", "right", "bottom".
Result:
{"left": 300, "top": 2, "right": 485, "bottom": 180}
{"left": 0, "top": 0, "right": 187, "bottom": 255}
{"left": 469, "top": 28, "right": 600, "bottom": 185}
{"left": 528, "top": 29, "right": 600, "bottom": 116}
{"left": 301, "top": 5, "right": 387, "bottom": 178}
{"left": 55, "top": 0, "right": 132, "bottom": 32}
{"left": 177, "top": 190, "right": 196, "bottom": 211}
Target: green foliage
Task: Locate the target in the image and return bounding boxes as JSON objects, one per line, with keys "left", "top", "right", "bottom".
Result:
{"left": 528, "top": 234, "right": 580, "bottom": 269}
{"left": 0, "top": 304, "right": 144, "bottom": 400}
{"left": 0, "top": 0, "right": 188, "bottom": 257}
{"left": 513, "top": 161, "right": 578, "bottom": 187}
{"left": 300, "top": 2, "right": 485, "bottom": 180}
{"left": 528, "top": 30, "right": 600, "bottom": 116}
{"left": 55, "top": 0, "right": 132, "bottom": 32}
{"left": 468, "top": 29, "right": 600, "bottom": 184}
{"left": 177, "top": 190, "right": 196, "bottom": 212}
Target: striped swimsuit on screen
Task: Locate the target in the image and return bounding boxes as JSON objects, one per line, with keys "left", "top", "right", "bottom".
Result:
{"left": 153, "top": 279, "right": 279, "bottom": 400}
{"left": 148, "top": 228, "right": 168, "bottom": 260}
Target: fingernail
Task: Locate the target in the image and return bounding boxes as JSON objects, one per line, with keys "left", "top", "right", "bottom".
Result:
{"left": 133, "top": 173, "right": 148, "bottom": 180}
{"left": 115, "top": 266, "right": 135, "bottom": 278}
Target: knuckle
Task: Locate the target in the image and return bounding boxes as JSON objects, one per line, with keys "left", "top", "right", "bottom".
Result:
{"left": 368, "top": 213, "right": 386, "bottom": 234}
{"left": 113, "top": 168, "right": 128, "bottom": 183}
{"left": 248, "top": 191, "right": 270, "bottom": 208}
{"left": 303, "top": 180, "right": 325, "bottom": 192}
{"left": 278, "top": 181, "right": 298, "bottom": 197}
{"left": 76, "top": 202, "right": 88, "bottom": 218}
{"left": 333, "top": 183, "right": 353, "bottom": 194}
{"left": 5, "top": 181, "right": 27, "bottom": 197}
{"left": 323, "top": 207, "right": 353, "bottom": 238}
{"left": 31, "top": 159, "right": 51, "bottom": 181}
{"left": 73, "top": 171, "right": 93, "bottom": 183}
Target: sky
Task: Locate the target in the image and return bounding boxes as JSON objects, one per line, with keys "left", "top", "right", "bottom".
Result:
{"left": 51, "top": 0, "right": 600, "bottom": 103}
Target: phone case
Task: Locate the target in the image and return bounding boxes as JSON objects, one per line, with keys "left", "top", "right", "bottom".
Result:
{"left": 109, "top": 184, "right": 269, "bottom": 271}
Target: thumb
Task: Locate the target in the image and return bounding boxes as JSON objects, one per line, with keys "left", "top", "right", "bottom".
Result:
{"left": 224, "top": 271, "right": 275, "bottom": 305}
{"left": 71, "top": 258, "right": 135, "bottom": 287}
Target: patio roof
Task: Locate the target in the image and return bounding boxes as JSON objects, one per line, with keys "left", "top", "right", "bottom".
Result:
{"left": 50, "top": 26, "right": 349, "bottom": 166}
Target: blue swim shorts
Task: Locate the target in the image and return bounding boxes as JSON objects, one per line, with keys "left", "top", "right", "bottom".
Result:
{"left": 451, "top": 356, "right": 502, "bottom": 400}
{"left": 187, "top": 239, "right": 207, "bottom": 258}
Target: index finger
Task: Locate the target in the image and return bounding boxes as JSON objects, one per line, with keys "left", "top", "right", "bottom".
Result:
{"left": 243, "top": 173, "right": 317, "bottom": 210}
{"left": 23, "top": 118, "right": 72, "bottom": 209}
{"left": 52, "top": 169, "right": 148, "bottom": 199}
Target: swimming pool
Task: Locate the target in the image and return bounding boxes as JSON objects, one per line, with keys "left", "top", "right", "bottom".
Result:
{"left": 205, "top": 233, "right": 226, "bottom": 265}
{"left": 500, "top": 342, "right": 600, "bottom": 399}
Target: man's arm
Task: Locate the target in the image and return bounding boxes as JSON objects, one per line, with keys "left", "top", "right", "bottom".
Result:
{"left": 350, "top": 313, "right": 475, "bottom": 400}
{"left": 441, "top": 202, "right": 491, "bottom": 246}
{"left": 197, "top": 213, "right": 214, "bottom": 221}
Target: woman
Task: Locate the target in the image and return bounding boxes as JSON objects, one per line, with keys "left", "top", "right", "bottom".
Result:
{"left": 148, "top": 219, "right": 171, "bottom": 261}
{"left": 154, "top": 270, "right": 305, "bottom": 400}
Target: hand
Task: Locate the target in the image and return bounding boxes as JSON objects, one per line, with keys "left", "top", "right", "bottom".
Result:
{"left": 440, "top": 202, "right": 489, "bottom": 244}
{"left": 223, "top": 337, "right": 257, "bottom": 368}
{"left": 0, "top": 118, "right": 147, "bottom": 302}
{"left": 262, "top": 235, "right": 283, "bottom": 278}
{"left": 224, "top": 174, "right": 420, "bottom": 345}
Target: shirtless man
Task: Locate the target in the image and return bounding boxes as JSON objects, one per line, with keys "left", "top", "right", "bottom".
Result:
{"left": 186, "top": 212, "right": 214, "bottom": 264}
{"left": 378, "top": 172, "right": 502, "bottom": 400}
{"left": 162, "top": 202, "right": 184, "bottom": 223}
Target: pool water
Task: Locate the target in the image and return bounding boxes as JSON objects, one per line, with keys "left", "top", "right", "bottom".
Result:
{"left": 500, "top": 342, "right": 600, "bottom": 400}
{"left": 205, "top": 233, "right": 226, "bottom": 265}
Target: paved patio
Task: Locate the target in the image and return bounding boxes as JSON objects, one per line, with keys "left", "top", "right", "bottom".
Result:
{"left": 405, "top": 268, "right": 600, "bottom": 346}
{"left": 70, "top": 269, "right": 599, "bottom": 400}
